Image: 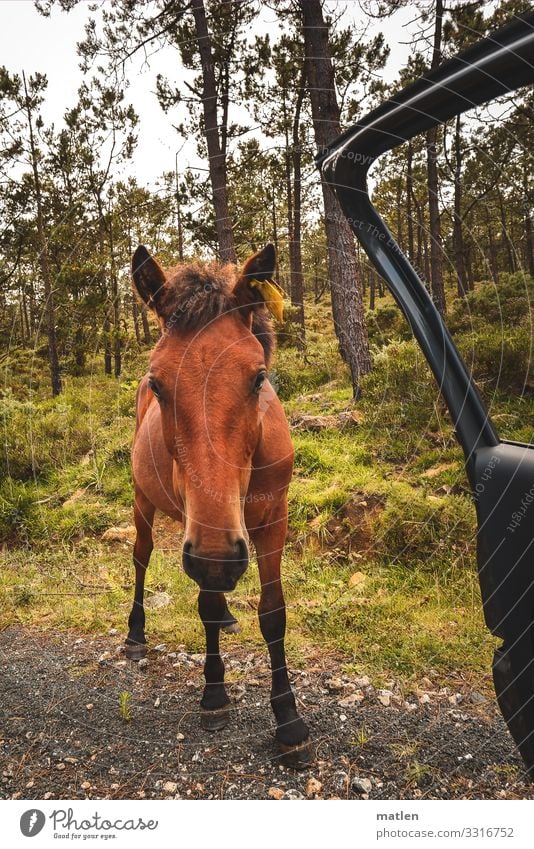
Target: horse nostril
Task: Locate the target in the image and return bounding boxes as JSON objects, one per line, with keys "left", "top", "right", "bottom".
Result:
{"left": 234, "top": 538, "right": 248, "bottom": 563}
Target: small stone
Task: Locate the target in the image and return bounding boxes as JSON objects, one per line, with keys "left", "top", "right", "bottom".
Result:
{"left": 98, "top": 652, "right": 112, "bottom": 664}
{"left": 102, "top": 525, "right": 136, "bottom": 542}
{"left": 176, "top": 733, "right": 185, "bottom": 742}
{"left": 355, "top": 676, "right": 371, "bottom": 688}
{"left": 191, "top": 653, "right": 205, "bottom": 665}
{"left": 325, "top": 677, "right": 344, "bottom": 693}
{"left": 349, "top": 571, "right": 366, "bottom": 588}
{"left": 109, "top": 628, "right": 118, "bottom": 636}
{"left": 419, "top": 694, "right": 431, "bottom": 705}
{"left": 56, "top": 763, "right": 66, "bottom": 770}
{"left": 154, "top": 697, "right": 161, "bottom": 708}
{"left": 85, "top": 703, "right": 94, "bottom": 711}
{"left": 146, "top": 592, "right": 172, "bottom": 610}
{"left": 352, "top": 776, "right": 372, "bottom": 795}
{"left": 232, "top": 685, "right": 246, "bottom": 702}
{"left": 377, "top": 689, "right": 392, "bottom": 707}
{"left": 44, "top": 792, "right": 53, "bottom": 800}
{"left": 306, "top": 777, "right": 323, "bottom": 797}
{"left": 81, "top": 781, "right": 91, "bottom": 790}
{"left": 64, "top": 757, "right": 78, "bottom": 764}
{"left": 332, "top": 771, "right": 349, "bottom": 793}
{"left": 138, "top": 658, "right": 149, "bottom": 669}
{"left": 339, "top": 713, "right": 347, "bottom": 722}
{"left": 163, "top": 781, "right": 178, "bottom": 794}
{"left": 469, "top": 691, "right": 487, "bottom": 705}
{"left": 268, "top": 787, "right": 284, "bottom": 800}
{"left": 154, "top": 644, "right": 167, "bottom": 653}
{"left": 284, "top": 789, "right": 305, "bottom": 800}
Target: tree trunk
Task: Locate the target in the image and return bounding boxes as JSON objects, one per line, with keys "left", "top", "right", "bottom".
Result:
{"left": 271, "top": 188, "right": 280, "bottom": 284}
{"left": 523, "top": 158, "right": 534, "bottom": 278}
{"left": 300, "top": 0, "right": 370, "bottom": 397}
{"left": 191, "top": 0, "right": 236, "bottom": 263}
{"left": 452, "top": 115, "right": 468, "bottom": 297}
{"left": 406, "top": 142, "right": 415, "bottom": 263}
{"left": 290, "top": 66, "right": 306, "bottom": 344}
{"left": 426, "top": 0, "right": 446, "bottom": 314}
{"left": 23, "top": 73, "right": 62, "bottom": 396}
{"left": 141, "top": 305, "right": 151, "bottom": 345}
{"left": 132, "top": 294, "right": 142, "bottom": 345}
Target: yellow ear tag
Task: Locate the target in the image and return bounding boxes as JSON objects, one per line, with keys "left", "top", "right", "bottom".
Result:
{"left": 249, "top": 278, "right": 285, "bottom": 322}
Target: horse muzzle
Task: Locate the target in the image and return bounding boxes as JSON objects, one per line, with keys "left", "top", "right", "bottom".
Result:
{"left": 182, "top": 538, "right": 249, "bottom": 592}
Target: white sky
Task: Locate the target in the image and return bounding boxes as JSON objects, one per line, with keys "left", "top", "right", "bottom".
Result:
{"left": 0, "top": 0, "right": 417, "bottom": 191}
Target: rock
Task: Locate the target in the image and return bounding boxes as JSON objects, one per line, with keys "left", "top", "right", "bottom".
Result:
{"left": 284, "top": 789, "right": 305, "bottom": 800}
{"left": 176, "top": 733, "right": 185, "bottom": 742}
{"left": 98, "top": 652, "right": 111, "bottom": 665}
{"left": 469, "top": 690, "right": 487, "bottom": 705}
{"left": 355, "top": 675, "right": 371, "bottom": 688}
{"left": 332, "top": 771, "right": 349, "bottom": 793}
{"left": 306, "top": 777, "right": 323, "bottom": 797}
{"left": 154, "top": 644, "right": 167, "bottom": 652}
{"left": 85, "top": 703, "right": 94, "bottom": 711}
{"left": 232, "top": 685, "right": 246, "bottom": 702}
{"left": 138, "top": 658, "right": 149, "bottom": 669}
{"left": 292, "top": 414, "right": 339, "bottom": 431}
{"left": 62, "top": 489, "right": 85, "bottom": 508}
{"left": 349, "top": 571, "right": 366, "bottom": 588}
{"left": 268, "top": 787, "right": 284, "bottom": 800}
{"left": 292, "top": 411, "right": 363, "bottom": 431}
{"left": 325, "top": 677, "right": 344, "bottom": 693}
{"left": 56, "top": 763, "right": 66, "bottom": 771}
{"left": 108, "top": 628, "right": 118, "bottom": 636}
{"left": 351, "top": 777, "right": 372, "bottom": 795}
{"left": 154, "top": 697, "right": 161, "bottom": 708}
{"left": 146, "top": 593, "right": 172, "bottom": 610}
{"left": 163, "top": 781, "right": 178, "bottom": 794}
{"left": 191, "top": 654, "right": 205, "bottom": 665}
{"left": 339, "top": 714, "right": 347, "bottom": 722}
{"left": 81, "top": 781, "right": 91, "bottom": 790}
{"left": 102, "top": 525, "right": 136, "bottom": 543}
{"left": 338, "top": 692, "right": 364, "bottom": 708}
{"left": 377, "top": 689, "right": 392, "bottom": 707}
{"left": 419, "top": 694, "right": 431, "bottom": 705}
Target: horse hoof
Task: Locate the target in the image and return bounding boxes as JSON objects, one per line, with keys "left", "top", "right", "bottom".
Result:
{"left": 276, "top": 738, "right": 314, "bottom": 771}
{"left": 124, "top": 642, "right": 148, "bottom": 661}
{"left": 221, "top": 621, "right": 241, "bottom": 635}
{"left": 200, "top": 705, "right": 232, "bottom": 731}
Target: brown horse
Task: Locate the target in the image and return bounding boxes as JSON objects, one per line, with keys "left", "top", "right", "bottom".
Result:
{"left": 126, "top": 243, "right": 310, "bottom": 767}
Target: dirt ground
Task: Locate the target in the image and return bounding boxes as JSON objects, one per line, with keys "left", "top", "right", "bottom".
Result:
{"left": 1, "top": 625, "right": 532, "bottom": 800}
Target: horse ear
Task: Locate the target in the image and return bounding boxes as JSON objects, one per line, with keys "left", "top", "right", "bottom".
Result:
{"left": 234, "top": 243, "right": 283, "bottom": 322}
{"left": 131, "top": 245, "right": 167, "bottom": 313}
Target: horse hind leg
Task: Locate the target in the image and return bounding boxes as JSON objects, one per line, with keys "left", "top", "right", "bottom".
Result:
{"left": 125, "top": 492, "right": 155, "bottom": 661}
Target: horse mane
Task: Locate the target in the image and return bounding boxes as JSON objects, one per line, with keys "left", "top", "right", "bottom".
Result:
{"left": 155, "top": 261, "right": 275, "bottom": 365}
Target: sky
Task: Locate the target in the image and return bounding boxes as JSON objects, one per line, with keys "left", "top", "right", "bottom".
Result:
{"left": 0, "top": 0, "right": 420, "bottom": 191}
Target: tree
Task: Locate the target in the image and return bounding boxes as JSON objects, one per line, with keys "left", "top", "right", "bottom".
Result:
{"left": 0, "top": 68, "right": 62, "bottom": 395}
{"left": 299, "top": 0, "right": 371, "bottom": 398}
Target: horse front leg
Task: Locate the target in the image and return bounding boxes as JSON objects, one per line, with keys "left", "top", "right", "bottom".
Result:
{"left": 125, "top": 491, "right": 155, "bottom": 660}
{"left": 252, "top": 517, "right": 311, "bottom": 769}
{"left": 198, "top": 590, "right": 232, "bottom": 730}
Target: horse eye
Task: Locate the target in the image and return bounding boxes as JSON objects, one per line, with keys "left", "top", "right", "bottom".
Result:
{"left": 253, "top": 370, "right": 266, "bottom": 394}
{"left": 148, "top": 377, "right": 161, "bottom": 400}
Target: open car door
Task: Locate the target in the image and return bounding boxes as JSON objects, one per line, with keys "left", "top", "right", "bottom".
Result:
{"left": 317, "top": 12, "right": 534, "bottom": 776}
